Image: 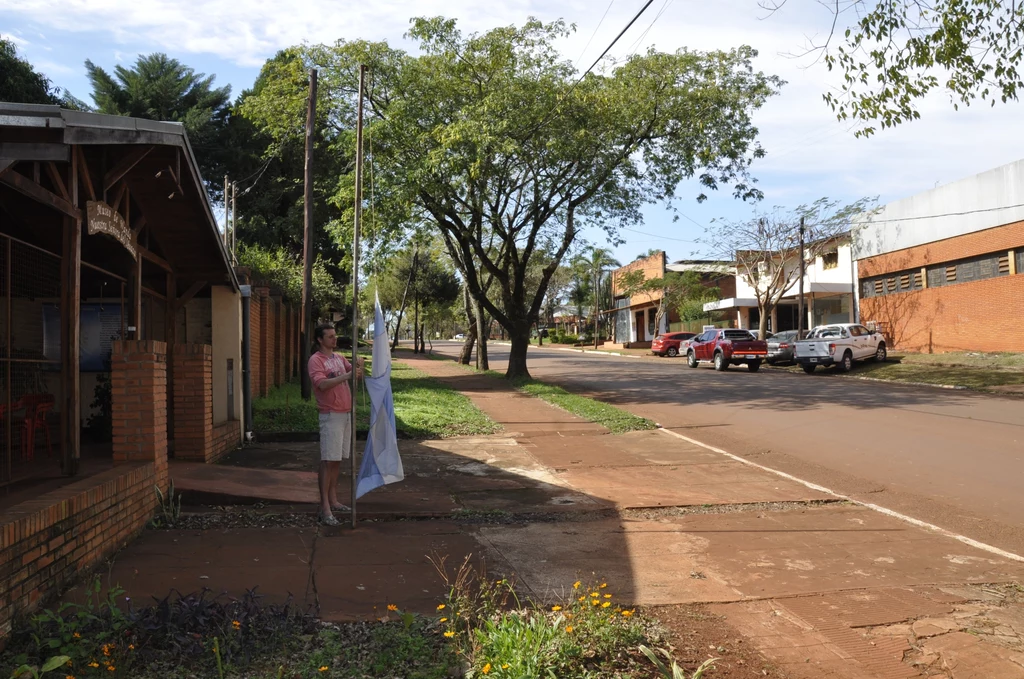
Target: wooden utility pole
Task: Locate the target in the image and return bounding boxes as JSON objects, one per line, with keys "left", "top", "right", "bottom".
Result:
{"left": 223, "top": 176, "right": 230, "bottom": 247}
{"left": 231, "top": 181, "right": 237, "bottom": 264}
{"left": 350, "top": 64, "right": 367, "bottom": 528}
{"left": 797, "top": 216, "right": 806, "bottom": 339}
{"left": 593, "top": 267, "right": 600, "bottom": 350}
{"left": 300, "top": 69, "right": 318, "bottom": 400}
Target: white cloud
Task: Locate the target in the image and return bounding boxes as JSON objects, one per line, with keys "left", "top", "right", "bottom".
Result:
{"left": 0, "top": 31, "right": 31, "bottom": 46}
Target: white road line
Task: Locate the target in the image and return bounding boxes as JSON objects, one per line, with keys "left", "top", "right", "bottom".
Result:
{"left": 658, "top": 426, "right": 1024, "bottom": 563}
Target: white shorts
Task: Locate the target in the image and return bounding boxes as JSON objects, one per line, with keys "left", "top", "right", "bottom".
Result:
{"left": 318, "top": 412, "right": 352, "bottom": 462}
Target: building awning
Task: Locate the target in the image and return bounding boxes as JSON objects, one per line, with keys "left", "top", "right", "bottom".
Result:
{"left": 703, "top": 297, "right": 758, "bottom": 312}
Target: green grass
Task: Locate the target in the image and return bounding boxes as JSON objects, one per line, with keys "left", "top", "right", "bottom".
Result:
{"left": 509, "top": 377, "right": 657, "bottom": 434}
{"left": 253, "top": 361, "right": 501, "bottom": 438}
{"left": 770, "top": 351, "right": 1024, "bottom": 392}
{"left": 851, "top": 357, "right": 1024, "bottom": 391}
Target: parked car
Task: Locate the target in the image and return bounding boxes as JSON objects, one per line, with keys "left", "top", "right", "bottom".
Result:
{"left": 651, "top": 332, "right": 697, "bottom": 357}
{"left": 766, "top": 330, "right": 802, "bottom": 365}
{"left": 454, "top": 333, "right": 465, "bottom": 340}
{"left": 686, "top": 328, "right": 768, "bottom": 372}
{"left": 794, "top": 323, "right": 887, "bottom": 373}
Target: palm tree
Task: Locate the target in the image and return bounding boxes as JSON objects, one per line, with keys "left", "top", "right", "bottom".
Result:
{"left": 585, "top": 247, "right": 621, "bottom": 347}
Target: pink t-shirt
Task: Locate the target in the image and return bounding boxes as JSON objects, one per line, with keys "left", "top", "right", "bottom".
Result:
{"left": 307, "top": 351, "right": 353, "bottom": 414}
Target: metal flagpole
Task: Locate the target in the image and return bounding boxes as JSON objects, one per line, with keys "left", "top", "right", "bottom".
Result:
{"left": 350, "top": 64, "right": 367, "bottom": 529}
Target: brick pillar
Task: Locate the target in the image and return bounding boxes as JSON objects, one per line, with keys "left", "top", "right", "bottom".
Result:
{"left": 111, "top": 340, "right": 169, "bottom": 490}
{"left": 256, "top": 287, "right": 271, "bottom": 397}
{"left": 173, "top": 344, "right": 213, "bottom": 462}
{"left": 249, "top": 295, "right": 262, "bottom": 398}
{"left": 272, "top": 296, "right": 283, "bottom": 387}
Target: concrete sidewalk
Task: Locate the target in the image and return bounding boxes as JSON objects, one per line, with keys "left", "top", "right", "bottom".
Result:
{"left": 83, "top": 353, "right": 1024, "bottom": 679}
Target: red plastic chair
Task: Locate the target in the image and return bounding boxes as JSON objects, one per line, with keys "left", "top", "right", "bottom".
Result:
{"left": 21, "top": 394, "right": 54, "bottom": 461}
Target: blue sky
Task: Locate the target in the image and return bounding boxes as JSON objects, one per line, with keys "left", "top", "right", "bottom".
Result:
{"left": 5, "top": 0, "right": 1024, "bottom": 265}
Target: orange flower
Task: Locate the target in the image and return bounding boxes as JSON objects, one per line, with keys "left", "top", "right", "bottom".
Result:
{"left": 565, "top": 625, "right": 574, "bottom": 633}
{"left": 482, "top": 663, "right": 491, "bottom": 674}
{"left": 551, "top": 605, "right": 562, "bottom": 611}
{"left": 387, "top": 604, "right": 398, "bottom": 612}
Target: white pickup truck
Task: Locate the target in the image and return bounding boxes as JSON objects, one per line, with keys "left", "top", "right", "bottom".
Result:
{"left": 794, "top": 323, "right": 887, "bottom": 374}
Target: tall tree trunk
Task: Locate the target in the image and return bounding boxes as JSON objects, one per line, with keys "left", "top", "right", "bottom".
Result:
{"left": 391, "top": 249, "right": 418, "bottom": 351}
{"left": 507, "top": 330, "right": 531, "bottom": 380}
{"left": 536, "top": 321, "right": 543, "bottom": 346}
{"left": 758, "top": 302, "right": 770, "bottom": 340}
{"left": 459, "top": 284, "right": 476, "bottom": 364}
{"left": 413, "top": 292, "right": 421, "bottom": 353}
{"left": 474, "top": 297, "right": 489, "bottom": 371}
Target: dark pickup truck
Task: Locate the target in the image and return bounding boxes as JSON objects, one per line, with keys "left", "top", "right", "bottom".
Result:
{"left": 686, "top": 329, "right": 768, "bottom": 372}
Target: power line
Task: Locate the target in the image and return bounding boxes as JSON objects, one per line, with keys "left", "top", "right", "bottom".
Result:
{"left": 574, "top": 0, "right": 616, "bottom": 69}
{"left": 620, "top": 226, "right": 700, "bottom": 242}
{"left": 576, "top": 0, "right": 658, "bottom": 85}
{"left": 856, "top": 201, "right": 1024, "bottom": 224}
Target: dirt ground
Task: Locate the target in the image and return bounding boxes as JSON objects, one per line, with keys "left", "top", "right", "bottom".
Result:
{"left": 652, "top": 603, "right": 792, "bottom": 678}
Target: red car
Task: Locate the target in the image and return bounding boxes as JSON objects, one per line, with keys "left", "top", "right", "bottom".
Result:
{"left": 686, "top": 328, "right": 768, "bottom": 372}
{"left": 651, "top": 332, "right": 697, "bottom": 357}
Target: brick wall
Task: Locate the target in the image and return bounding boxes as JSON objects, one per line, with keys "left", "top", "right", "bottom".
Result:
{"left": 860, "top": 275, "right": 1023, "bottom": 353}
{"left": 0, "top": 463, "right": 156, "bottom": 638}
{"left": 173, "top": 343, "right": 240, "bottom": 464}
{"left": 111, "top": 340, "right": 168, "bottom": 491}
{"left": 858, "top": 221, "right": 1024, "bottom": 353}
{"left": 249, "top": 294, "right": 262, "bottom": 398}
{"left": 611, "top": 252, "right": 666, "bottom": 306}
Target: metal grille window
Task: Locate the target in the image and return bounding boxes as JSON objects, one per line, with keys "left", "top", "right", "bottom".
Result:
{"left": 1017, "top": 249, "right": 1024, "bottom": 274}
{"left": 822, "top": 250, "right": 839, "bottom": 270}
{"left": 0, "top": 235, "right": 64, "bottom": 488}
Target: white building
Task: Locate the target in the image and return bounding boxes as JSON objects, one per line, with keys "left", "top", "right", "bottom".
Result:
{"left": 703, "top": 235, "right": 857, "bottom": 332}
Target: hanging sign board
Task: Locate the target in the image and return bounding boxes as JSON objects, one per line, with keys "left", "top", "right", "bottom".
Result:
{"left": 86, "top": 200, "right": 137, "bottom": 259}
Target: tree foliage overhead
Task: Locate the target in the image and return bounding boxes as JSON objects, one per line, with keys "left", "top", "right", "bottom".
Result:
{"left": 245, "top": 17, "right": 782, "bottom": 377}
{"left": 86, "top": 53, "right": 233, "bottom": 196}
{"left": 789, "top": 0, "right": 1024, "bottom": 135}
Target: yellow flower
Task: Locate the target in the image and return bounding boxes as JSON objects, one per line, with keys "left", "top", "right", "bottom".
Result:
{"left": 621, "top": 610, "right": 634, "bottom": 617}
{"left": 232, "top": 620, "right": 241, "bottom": 629}
{"left": 590, "top": 592, "right": 599, "bottom": 597}
{"left": 88, "top": 662, "right": 100, "bottom": 668}
{"left": 107, "top": 667, "right": 115, "bottom": 672}
{"left": 604, "top": 594, "right": 612, "bottom": 598}
{"left": 387, "top": 604, "right": 398, "bottom": 612}
{"left": 578, "top": 596, "right": 585, "bottom": 601}
{"left": 591, "top": 599, "right": 600, "bottom": 606}
{"left": 437, "top": 604, "right": 446, "bottom": 611}
{"left": 572, "top": 581, "right": 581, "bottom": 589}
{"left": 128, "top": 645, "right": 135, "bottom": 650}
{"left": 502, "top": 664, "right": 509, "bottom": 669}
{"left": 444, "top": 631, "right": 455, "bottom": 638}
{"left": 565, "top": 625, "right": 574, "bottom": 633}
{"left": 602, "top": 602, "right": 611, "bottom": 608}
{"left": 319, "top": 667, "right": 328, "bottom": 673}
{"left": 600, "top": 583, "right": 608, "bottom": 589}
{"left": 440, "top": 617, "right": 448, "bottom": 623}
{"left": 73, "top": 632, "right": 81, "bottom": 638}
{"left": 102, "top": 645, "right": 111, "bottom": 656}
{"left": 482, "top": 663, "right": 491, "bottom": 674}
{"left": 551, "top": 605, "right": 562, "bottom": 612}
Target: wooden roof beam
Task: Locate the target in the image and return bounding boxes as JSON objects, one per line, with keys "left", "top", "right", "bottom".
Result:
{"left": 0, "top": 167, "right": 81, "bottom": 219}
{"left": 103, "top": 146, "right": 152, "bottom": 193}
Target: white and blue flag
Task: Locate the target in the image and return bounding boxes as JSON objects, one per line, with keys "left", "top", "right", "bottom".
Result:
{"left": 356, "top": 293, "right": 404, "bottom": 498}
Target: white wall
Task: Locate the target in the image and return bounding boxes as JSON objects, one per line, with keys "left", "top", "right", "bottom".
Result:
{"left": 853, "top": 158, "right": 1024, "bottom": 260}
{"left": 211, "top": 286, "right": 242, "bottom": 427}
{"left": 732, "top": 241, "right": 853, "bottom": 299}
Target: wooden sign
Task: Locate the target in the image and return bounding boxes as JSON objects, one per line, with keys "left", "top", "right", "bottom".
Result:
{"left": 86, "top": 200, "right": 137, "bottom": 259}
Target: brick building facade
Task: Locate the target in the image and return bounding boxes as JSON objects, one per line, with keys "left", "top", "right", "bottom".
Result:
{"left": 854, "top": 160, "right": 1024, "bottom": 353}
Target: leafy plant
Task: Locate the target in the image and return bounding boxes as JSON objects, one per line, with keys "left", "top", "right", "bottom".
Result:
{"left": 9, "top": 655, "right": 70, "bottom": 679}
{"left": 150, "top": 479, "right": 182, "bottom": 529}
{"left": 640, "top": 646, "right": 717, "bottom": 679}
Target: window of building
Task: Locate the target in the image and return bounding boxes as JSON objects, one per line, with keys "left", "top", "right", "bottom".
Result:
{"left": 822, "top": 249, "right": 839, "bottom": 270}
{"left": 869, "top": 249, "right": 1015, "bottom": 298}
{"left": 1017, "top": 249, "right": 1024, "bottom": 274}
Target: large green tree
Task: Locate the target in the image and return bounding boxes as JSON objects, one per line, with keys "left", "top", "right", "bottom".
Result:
{"left": 0, "top": 38, "right": 60, "bottom": 105}
{"left": 86, "top": 53, "right": 232, "bottom": 197}
{"left": 244, "top": 17, "right": 782, "bottom": 378}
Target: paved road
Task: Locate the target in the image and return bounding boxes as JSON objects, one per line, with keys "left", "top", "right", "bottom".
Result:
{"left": 428, "top": 341, "right": 1024, "bottom": 556}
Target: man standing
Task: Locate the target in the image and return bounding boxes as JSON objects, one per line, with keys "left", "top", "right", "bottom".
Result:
{"left": 308, "top": 323, "right": 363, "bottom": 526}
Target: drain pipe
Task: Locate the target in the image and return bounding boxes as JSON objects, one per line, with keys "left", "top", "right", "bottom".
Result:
{"left": 240, "top": 285, "right": 253, "bottom": 440}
